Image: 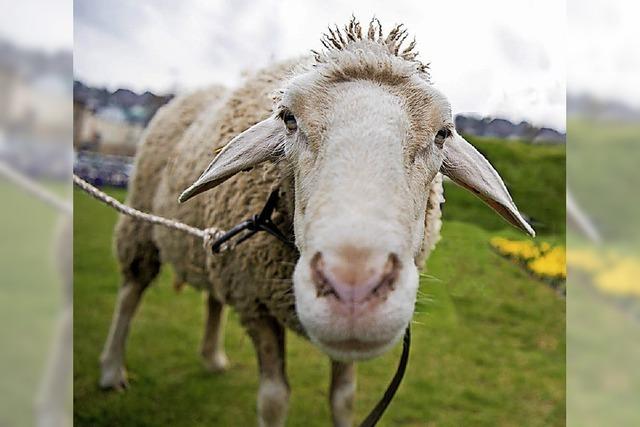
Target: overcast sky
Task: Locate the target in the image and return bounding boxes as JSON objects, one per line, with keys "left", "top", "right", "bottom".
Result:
{"left": 0, "top": 0, "right": 72, "bottom": 51}
{"left": 4, "top": 1, "right": 640, "bottom": 131}
{"left": 568, "top": 0, "right": 640, "bottom": 108}
{"left": 70, "top": 0, "right": 569, "bottom": 130}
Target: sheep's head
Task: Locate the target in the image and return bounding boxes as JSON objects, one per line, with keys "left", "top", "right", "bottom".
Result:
{"left": 180, "top": 18, "right": 534, "bottom": 361}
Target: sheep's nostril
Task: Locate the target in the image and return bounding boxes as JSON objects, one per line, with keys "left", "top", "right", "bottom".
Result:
{"left": 310, "top": 251, "right": 401, "bottom": 303}
{"left": 310, "top": 252, "right": 337, "bottom": 298}
{"left": 373, "top": 253, "right": 401, "bottom": 296}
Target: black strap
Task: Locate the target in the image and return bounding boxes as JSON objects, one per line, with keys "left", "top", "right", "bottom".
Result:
{"left": 358, "top": 326, "right": 411, "bottom": 427}
{"left": 210, "top": 189, "right": 411, "bottom": 426}
{"left": 210, "top": 189, "right": 294, "bottom": 253}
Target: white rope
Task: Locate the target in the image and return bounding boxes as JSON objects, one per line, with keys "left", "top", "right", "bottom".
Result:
{"left": 73, "top": 174, "right": 231, "bottom": 252}
{"left": 0, "top": 161, "right": 72, "bottom": 214}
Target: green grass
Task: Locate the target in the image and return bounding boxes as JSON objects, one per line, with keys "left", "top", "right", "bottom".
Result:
{"left": 567, "top": 269, "right": 640, "bottom": 427}
{"left": 566, "top": 117, "right": 640, "bottom": 425}
{"left": 74, "top": 137, "right": 566, "bottom": 427}
{"left": 567, "top": 118, "right": 640, "bottom": 242}
{"left": 0, "top": 181, "right": 69, "bottom": 426}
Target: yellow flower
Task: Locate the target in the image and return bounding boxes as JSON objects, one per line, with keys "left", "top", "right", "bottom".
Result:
{"left": 567, "top": 249, "right": 605, "bottom": 273}
{"left": 490, "top": 237, "right": 540, "bottom": 261}
{"left": 490, "top": 237, "right": 566, "bottom": 280}
{"left": 595, "top": 258, "right": 640, "bottom": 297}
{"left": 528, "top": 247, "right": 567, "bottom": 279}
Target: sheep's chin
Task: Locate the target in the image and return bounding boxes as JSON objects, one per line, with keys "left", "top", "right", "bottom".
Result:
{"left": 308, "top": 329, "right": 405, "bottom": 362}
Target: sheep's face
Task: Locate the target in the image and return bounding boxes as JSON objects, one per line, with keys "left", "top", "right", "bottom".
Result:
{"left": 180, "top": 47, "right": 534, "bottom": 363}
{"left": 278, "top": 74, "right": 451, "bottom": 361}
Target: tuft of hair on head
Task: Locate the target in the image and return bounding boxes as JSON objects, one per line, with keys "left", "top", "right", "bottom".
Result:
{"left": 312, "top": 16, "right": 430, "bottom": 76}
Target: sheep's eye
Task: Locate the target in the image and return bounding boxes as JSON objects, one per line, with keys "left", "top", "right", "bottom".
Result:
{"left": 434, "top": 128, "right": 451, "bottom": 147}
{"left": 283, "top": 112, "right": 297, "bottom": 131}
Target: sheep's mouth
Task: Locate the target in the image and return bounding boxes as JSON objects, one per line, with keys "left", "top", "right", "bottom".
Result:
{"left": 319, "top": 337, "right": 388, "bottom": 353}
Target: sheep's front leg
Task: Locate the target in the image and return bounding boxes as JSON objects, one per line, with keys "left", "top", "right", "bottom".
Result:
{"left": 330, "top": 360, "right": 357, "bottom": 427}
{"left": 250, "top": 317, "right": 289, "bottom": 427}
{"left": 100, "top": 279, "right": 149, "bottom": 389}
{"left": 200, "top": 292, "right": 229, "bottom": 372}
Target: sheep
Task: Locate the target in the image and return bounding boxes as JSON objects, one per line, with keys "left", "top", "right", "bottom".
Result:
{"left": 99, "top": 17, "right": 534, "bottom": 427}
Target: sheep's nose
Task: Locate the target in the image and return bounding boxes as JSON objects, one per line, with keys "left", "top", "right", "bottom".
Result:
{"left": 310, "top": 248, "right": 400, "bottom": 304}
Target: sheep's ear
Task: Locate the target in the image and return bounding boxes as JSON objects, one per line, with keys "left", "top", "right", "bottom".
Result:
{"left": 440, "top": 132, "right": 535, "bottom": 237}
{"left": 179, "top": 116, "right": 284, "bottom": 203}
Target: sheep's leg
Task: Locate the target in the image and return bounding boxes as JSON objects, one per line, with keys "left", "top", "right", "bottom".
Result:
{"left": 102, "top": 218, "right": 160, "bottom": 390}
{"left": 200, "top": 291, "right": 229, "bottom": 372}
{"left": 330, "top": 360, "right": 357, "bottom": 427}
{"left": 99, "top": 278, "right": 151, "bottom": 390}
{"left": 250, "top": 317, "right": 289, "bottom": 427}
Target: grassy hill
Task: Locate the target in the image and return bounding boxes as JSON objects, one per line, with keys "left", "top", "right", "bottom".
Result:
{"left": 74, "top": 138, "right": 565, "bottom": 426}
{"left": 568, "top": 118, "right": 640, "bottom": 243}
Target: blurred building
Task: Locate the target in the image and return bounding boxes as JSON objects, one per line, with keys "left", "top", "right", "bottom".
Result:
{"left": 454, "top": 114, "right": 566, "bottom": 144}
{"left": 0, "top": 66, "right": 16, "bottom": 126}
{"left": 0, "top": 40, "right": 72, "bottom": 179}
{"left": 75, "top": 104, "right": 144, "bottom": 156}
{"left": 9, "top": 73, "right": 71, "bottom": 140}
{"left": 73, "top": 80, "right": 172, "bottom": 157}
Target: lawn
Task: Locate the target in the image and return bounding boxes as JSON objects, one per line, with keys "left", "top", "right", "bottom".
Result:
{"left": 566, "top": 117, "right": 640, "bottom": 426}
{"left": 0, "top": 181, "right": 69, "bottom": 427}
{"left": 74, "top": 138, "right": 565, "bottom": 426}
